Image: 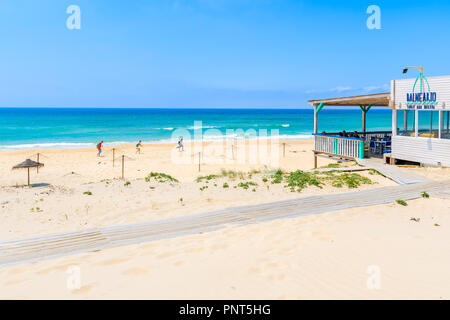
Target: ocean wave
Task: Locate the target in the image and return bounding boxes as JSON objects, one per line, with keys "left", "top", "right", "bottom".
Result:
{"left": 275, "top": 134, "right": 314, "bottom": 140}
{"left": 0, "top": 134, "right": 314, "bottom": 151}
{"left": 147, "top": 133, "right": 314, "bottom": 143}
{"left": 281, "top": 124, "right": 290, "bottom": 127}
{"left": 102, "top": 141, "right": 132, "bottom": 147}
{"left": 0, "top": 142, "right": 96, "bottom": 150}
{"left": 186, "top": 125, "right": 218, "bottom": 130}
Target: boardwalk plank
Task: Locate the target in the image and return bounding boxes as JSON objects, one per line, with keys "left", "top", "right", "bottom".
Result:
{"left": 356, "top": 158, "right": 430, "bottom": 185}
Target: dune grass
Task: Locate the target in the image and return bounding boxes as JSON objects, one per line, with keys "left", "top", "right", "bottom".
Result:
{"left": 194, "top": 168, "right": 374, "bottom": 193}
{"left": 145, "top": 172, "right": 179, "bottom": 183}
{"left": 270, "top": 169, "right": 372, "bottom": 191}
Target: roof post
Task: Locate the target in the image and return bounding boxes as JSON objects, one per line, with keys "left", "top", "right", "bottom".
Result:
{"left": 359, "top": 104, "right": 372, "bottom": 133}
{"left": 313, "top": 103, "right": 318, "bottom": 134}
{"left": 362, "top": 106, "right": 366, "bottom": 133}
{"left": 314, "top": 102, "right": 324, "bottom": 134}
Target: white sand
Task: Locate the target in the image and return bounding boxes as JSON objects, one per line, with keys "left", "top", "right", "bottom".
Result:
{"left": 0, "top": 140, "right": 449, "bottom": 299}
{"left": 1, "top": 197, "right": 449, "bottom": 299}
{"left": 0, "top": 140, "right": 394, "bottom": 240}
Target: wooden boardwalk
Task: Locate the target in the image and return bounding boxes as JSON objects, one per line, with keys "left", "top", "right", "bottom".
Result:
{"left": 308, "top": 166, "right": 369, "bottom": 173}
{"left": 356, "top": 158, "right": 431, "bottom": 185}
{"left": 1, "top": 179, "right": 449, "bottom": 269}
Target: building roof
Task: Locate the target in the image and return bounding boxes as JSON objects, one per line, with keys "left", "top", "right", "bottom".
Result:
{"left": 308, "top": 92, "right": 391, "bottom": 107}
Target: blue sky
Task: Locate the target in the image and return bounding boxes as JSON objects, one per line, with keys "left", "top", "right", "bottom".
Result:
{"left": 1, "top": 0, "right": 450, "bottom": 108}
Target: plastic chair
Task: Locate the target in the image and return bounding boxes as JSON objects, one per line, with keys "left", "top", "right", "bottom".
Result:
{"left": 385, "top": 141, "right": 391, "bottom": 152}
{"left": 370, "top": 141, "right": 376, "bottom": 154}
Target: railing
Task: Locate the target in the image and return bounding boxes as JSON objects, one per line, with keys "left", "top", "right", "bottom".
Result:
{"left": 314, "top": 134, "right": 365, "bottom": 159}
{"left": 362, "top": 131, "right": 392, "bottom": 141}
{"left": 335, "top": 137, "right": 363, "bottom": 158}
{"left": 314, "top": 134, "right": 335, "bottom": 155}
{"left": 318, "top": 131, "right": 391, "bottom": 142}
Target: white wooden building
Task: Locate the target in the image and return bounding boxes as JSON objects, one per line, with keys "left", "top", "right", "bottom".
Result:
{"left": 391, "top": 75, "right": 450, "bottom": 166}
{"left": 309, "top": 74, "right": 450, "bottom": 167}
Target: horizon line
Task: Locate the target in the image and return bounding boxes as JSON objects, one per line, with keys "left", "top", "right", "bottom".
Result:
{"left": 0, "top": 106, "right": 389, "bottom": 110}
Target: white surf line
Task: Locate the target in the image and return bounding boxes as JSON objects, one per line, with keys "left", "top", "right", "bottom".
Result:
{"left": 1, "top": 180, "right": 449, "bottom": 269}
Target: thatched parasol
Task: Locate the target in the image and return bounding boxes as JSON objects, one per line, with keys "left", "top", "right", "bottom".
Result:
{"left": 12, "top": 159, "right": 44, "bottom": 186}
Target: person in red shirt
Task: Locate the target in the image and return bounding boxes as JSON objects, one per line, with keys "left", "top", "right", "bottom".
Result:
{"left": 96, "top": 141, "right": 103, "bottom": 157}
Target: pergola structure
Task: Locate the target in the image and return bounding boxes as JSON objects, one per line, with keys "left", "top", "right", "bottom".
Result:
{"left": 309, "top": 92, "right": 391, "bottom": 134}
{"left": 308, "top": 74, "right": 450, "bottom": 168}
{"left": 308, "top": 93, "right": 392, "bottom": 168}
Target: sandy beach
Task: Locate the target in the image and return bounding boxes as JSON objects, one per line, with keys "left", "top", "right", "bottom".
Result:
{"left": 0, "top": 139, "right": 449, "bottom": 299}
{"left": 4, "top": 0, "right": 450, "bottom": 304}
{"left": 0, "top": 139, "right": 394, "bottom": 239}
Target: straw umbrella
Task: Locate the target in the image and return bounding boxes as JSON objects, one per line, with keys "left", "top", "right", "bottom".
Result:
{"left": 12, "top": 159, "right": 44, "bottom": 186}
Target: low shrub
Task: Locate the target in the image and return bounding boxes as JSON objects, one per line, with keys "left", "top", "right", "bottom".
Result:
{"left": 145, "top": 172, "right": 179, "bottom": 183}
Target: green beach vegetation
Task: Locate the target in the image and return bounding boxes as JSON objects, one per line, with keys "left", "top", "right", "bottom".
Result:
{"left": 369, "top": 168, "right": 383, "bottom": 176}
{"left": 145, "top": 172, "right": 179, "bottom": 183}
{"left": 195, "top": 168, "right": 374, "bottom": 193}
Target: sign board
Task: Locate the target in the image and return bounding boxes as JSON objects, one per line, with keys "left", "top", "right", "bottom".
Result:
{"left": 391, "top": 75, "right": 450, "bottom": 110}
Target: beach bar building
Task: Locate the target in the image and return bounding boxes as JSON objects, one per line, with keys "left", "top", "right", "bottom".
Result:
{"left": 309, "top": 74, "right": 450, "bottom": 168}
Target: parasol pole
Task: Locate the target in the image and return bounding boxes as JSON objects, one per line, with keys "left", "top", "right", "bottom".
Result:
{"left": 27, "top": 167, "right": 30, "bottom": 186}
{"left": 122, "top": 155, "right": 125, "bottom": 179}
{"left": 36, "top": 153, "right": 40, "bottom": 173}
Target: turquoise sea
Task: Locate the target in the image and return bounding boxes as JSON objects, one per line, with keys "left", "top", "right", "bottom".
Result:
{"left": 0, "top": 108, "right": 392, "bottom": 150}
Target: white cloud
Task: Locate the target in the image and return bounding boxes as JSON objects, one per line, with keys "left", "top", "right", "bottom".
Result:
{"left": 363, "top": 84, "right": 390, "bottom": 92}
{"left": 306, "top": 86, "right": 352, "bottom": 94}
{"left": 306, "top": 84, "right": 389, "bottom": 95}
{"left": 330, "top": 86, "right": 352, "bottom": 92}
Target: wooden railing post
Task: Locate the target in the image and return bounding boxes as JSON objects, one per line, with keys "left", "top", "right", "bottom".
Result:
{"left": 121, "top": 155, "right": 124, "bottom": 179}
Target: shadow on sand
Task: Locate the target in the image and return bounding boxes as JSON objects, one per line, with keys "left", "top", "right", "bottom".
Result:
{"left": 30, "top": 183, "right": 51, "bottom": 188}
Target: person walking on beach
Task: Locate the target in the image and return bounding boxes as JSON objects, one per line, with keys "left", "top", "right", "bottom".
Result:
{"left": 176, "top": 137, "right": 184, "bottom": 152}
{"left": 96, "top": 141, "right": 103, "bottom": 157}
{"left": 136, "top": 140, "right": 143, "bottom": 154}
